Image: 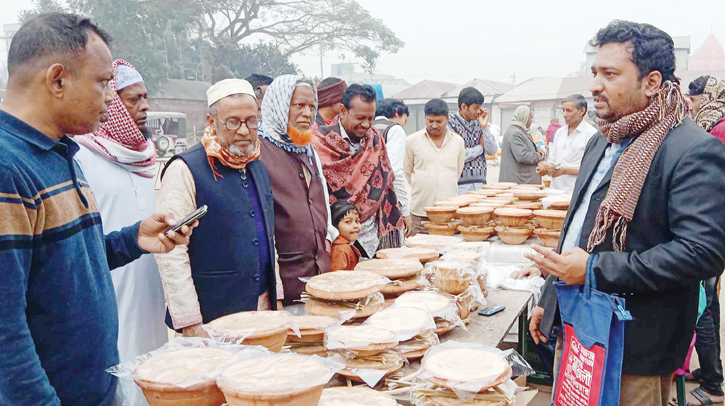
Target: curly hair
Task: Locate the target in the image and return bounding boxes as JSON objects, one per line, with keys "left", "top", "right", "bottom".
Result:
{"left": 591, "top": 20, "right": 679, "bottom": 84}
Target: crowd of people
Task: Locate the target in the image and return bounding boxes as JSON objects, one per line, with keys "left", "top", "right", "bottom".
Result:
{"left": 2, "top": 10, "right": 725, "bottom": 406}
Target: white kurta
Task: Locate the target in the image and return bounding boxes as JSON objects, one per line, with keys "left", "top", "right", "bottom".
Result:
{"left": 75, "top": 147, "right": 168, "bottom": 406}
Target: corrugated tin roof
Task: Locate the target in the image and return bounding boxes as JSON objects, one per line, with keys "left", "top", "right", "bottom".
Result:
{"left": 442, "top": 79, "right": 516, "bottom": 99}
{"left": 150, "top": 79, "right": 211, "bottom": 101}
{"left": 392, "top": 80, "right": 459, "bottom": 100}
{"left": 496, "top": 76, "right": 594, "bottom": 103}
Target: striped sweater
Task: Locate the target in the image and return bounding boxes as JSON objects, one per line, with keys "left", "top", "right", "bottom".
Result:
{"left": 0, "top": 109, "right": 144, "bottom": 405}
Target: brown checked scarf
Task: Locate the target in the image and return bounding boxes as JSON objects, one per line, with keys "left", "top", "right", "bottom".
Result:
{"left": 587, "top": 81, "right": 688, "bottom": 252}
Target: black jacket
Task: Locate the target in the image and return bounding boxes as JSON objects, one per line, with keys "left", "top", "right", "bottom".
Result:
{"left": 538, "top": 117, "right": 725, "bottom": 375}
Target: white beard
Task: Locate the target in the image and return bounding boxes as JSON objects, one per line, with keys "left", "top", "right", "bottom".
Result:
{"left": 226, "top": 143, "right": 256, "bottom": 157}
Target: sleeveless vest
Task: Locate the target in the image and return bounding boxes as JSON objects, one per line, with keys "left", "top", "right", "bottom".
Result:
{"left": 372, "top": 118, "right": 399, "bottom": 143}
{"left": 259, "top": 138, "right": 331, "bottom": 305}
{"left": 161, "top": 144, "right": 277, "bottom": 328}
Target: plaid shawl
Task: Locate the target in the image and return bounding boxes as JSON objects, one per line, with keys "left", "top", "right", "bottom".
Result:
{"left": 75, "top": 59, "right": 156, "bottom": 177}
{"left": 587, "top": 81, "right": 688, "bottom": 252}
{"left": 694, "top": 76, "right": 725, "bottom": 133}
{"left": 312, "top": 122, "right": 404, "bottom": 237}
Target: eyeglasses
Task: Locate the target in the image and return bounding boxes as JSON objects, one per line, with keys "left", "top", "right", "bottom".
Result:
{"left": 215, "top": 116, "right": 260, "bottom": 131}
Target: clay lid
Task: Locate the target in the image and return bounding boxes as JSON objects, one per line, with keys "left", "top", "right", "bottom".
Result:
{"left": 325, "top": 325, "right": 397, "bottom": 346}
{"left": 306, "top": 270, "right": 387, "bottom": 300}
{"left": 434, "top": 260, "right": 472, "bottom": 272}
{"left": 394, "top": 291, "right": 454, "bottom": 317}
{"left": 488, "top": 182, "right": 518, "bottom": 189}
{"left": 494, "top": 208, "right": 533, "bottom": 218}
{"left": 294, "top": 315, "right": 338, "bottom": 331}
{"left": 425, "top": 205, "right": 459, "bottom": 213}
{"left": 219, "top": 353, "right": 330, "bottom": 391}
{"left": 533, "top": 209, "right": 567, "bottom": 219}
{"left": 486, "top": 197, "right": 515, "bottom": 203}
{"left": 405, "top": 235, "right": 463, "bottom": 250}
{"left": 423, "top": 347, "right": 509, "bottom": 383}
{"left": 456, "top": 206, "right": 494, "bottom": 215}
{"left": 494, "top": 226, "right": 534, "bottom": 235}
{"left": 549, "top": 200, "right": 571, "bottom": 210}
{"left": 365, "top": 306, "right": 434, "bottom": 339}
{"left": 319, "top": 386, "right": 400, "bottom": 406}
{"left": 135, "top": 348, "right": 234, "bottom": 384}
{"left": 457, "top": 225, "right": 495, "bottom": 234}
{"left": 534, "top": 228, "right": 562, "bottom": 237}
{"left": 376, "top": 247, "right": 439, "bottom": 262}
{"left": 355, "top": 258, "right": 423, "bottom": 279}
{"left": 470, "top": 202, "right": 506, "bottom": 209}
{"left": 208, "top": 311, "right": 293, "bottom": 337}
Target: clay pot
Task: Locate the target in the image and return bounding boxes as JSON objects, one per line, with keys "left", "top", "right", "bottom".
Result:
{"left": 355, "top": 258, "right": 423, "bottom": 279}
{"left": 456, "top": 206, "right": 494, "bottom": 226}
{"left": 217, "top": 382, "right": 324, "bottom": 406}
{"left": 136, "top": 379, "right": 226, "bottom": 406}
{"left": 337, "top": 351, "right": 404, "bottom": 383}
{"left": 376, "top": 247, "right": 439, "bottom": 263}
{"left": 457, "top": 225, "right": 495, "bottom": 242}
{"left": 494, "top": 226, "right": 534, "bottom": 245}
{"left": 305, "top": 271, "right": 386, "bottom": 301}
{"left": 549, "top": 200, "right": 570, "bottom": 211}
{"left": 380, "top": 276, "right": 422, "bottom": 296}
{"left": 305, "top": 297, "right": 384, "bottom": 319}
{"left": 543, "top": 179, "right": 552, "bottom": 188}
{"left": 487, "top": 182, "right": 518, "bottom": 189}
{"left": 486, "top": 197, "right": 515, "bottom": 204}
{"left": 424, "top": 206, "right": 458, "bottom": 223}
{"left": 470, "top": 202, "right": 506, "bottom": 211}
{"left": 533, "top": 210, "right": 567, "bottom": 229}
{"left": 423, "top": 221, "right": 458, "bottom": 236}
{"left": 434, "top": 319, "right": 456, "bottom": 335}
{"left": 512, "top": 191, "right": 547, "bottom": 201}
{"left": 468, "top": 189, "right": 500, "bottom": 197}
{"left": 494, "top": 208, "right": 534, "bottom": 227}
{"left": 207, "top": 312, "right": 293, "bottom": 352}
{"left": 456, "top": 290, "right": 475, "bottom": 320}
{"left": 433, "top": 201, "right": 469, "bottom": 209}
{"left": 287, "top": 316, "right": 337, "bottom": 344}
{"left": 433, "top": 261, "right": 472, "bottom": 295}
{"left": 535, "top": 228, "right": 561, "bottom": 248}
{"left": 508, "top": 201, "right": 543, "bottom": 210}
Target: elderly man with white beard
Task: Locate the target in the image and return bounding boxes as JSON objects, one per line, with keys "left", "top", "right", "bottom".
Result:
{"left": 156, "top": 79, "right": 283, "bottom": 338}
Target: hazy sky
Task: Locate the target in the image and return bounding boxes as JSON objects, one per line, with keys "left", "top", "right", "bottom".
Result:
{"left": 3, "top": 0, "right": 724, "bottom": 85}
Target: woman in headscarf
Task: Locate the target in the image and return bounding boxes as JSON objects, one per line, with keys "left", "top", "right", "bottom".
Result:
{"left": 499, "top": 105, "right": 544, "bottom": 184}
{"left": 691, "top": 75, "right": 725, "bottom": 145}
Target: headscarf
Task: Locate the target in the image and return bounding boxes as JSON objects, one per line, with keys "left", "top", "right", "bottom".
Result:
{"left": 259, "top": 75, "right": 317, "bottom": 163}
{"left": 313, "top": 122, "right": 405, "bottom": 238}
{"left": 317, "top": 79, "right": 348, "bottom": 108}
{"left": 587, "top": 81, "right": 688, "bottom": 252}
{"left": 511, "top": 105, "right": 531, "bottom": 130}
{"left": 202, "top": 79, "right": 261, "bottom": 180}
{"left": 694, "top": 76, "right": 725, "bottom": 133}
{"left": 75, "top": 59, "right": 156, "bottom": 178}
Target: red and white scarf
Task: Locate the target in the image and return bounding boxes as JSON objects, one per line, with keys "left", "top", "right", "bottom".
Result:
{"left": 587, "top": 81, "right": 688, "bottom": 252}
{"left": 76, "top": 59, "right": 157, "bottom": 178}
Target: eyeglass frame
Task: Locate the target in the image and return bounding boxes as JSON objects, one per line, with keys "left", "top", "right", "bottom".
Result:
{"left": 214, "top": 115, "right": 260, "bottom": 131}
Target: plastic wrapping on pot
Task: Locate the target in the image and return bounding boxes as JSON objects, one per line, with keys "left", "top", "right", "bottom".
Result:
{"left": 324, "top": 325, "right": 398, "bottom": 351}
{"left": 203, "top": 310, "right": 301, "bottom": 341}
{"left": 364, "top": 305, "right": 437, "bottom": 342}
{"left": 395, "top": 332, "right": 440, "bottom": 354}
{"left": 107, "top": 338, "right": 269, "bottom": 389}
{"left": 304, "top": 292, "right": 385, "bottom": 322}
{"left": 440, "top": 250, "right": 482, "bottom": 265}
{"left": 342, "top": 350, "right": 406, "bottom": 387}
{"left": 394, "top": 291, "right": 458, "bottom": 320}
{"left": 483, "top": 239, "right": 539, "bottom": 264}
{"left": 439, "top": 241, "right": 491, "bottom": 256}
{"left": 405, "top": 234, "right": 464, "bottom": 251}
{"left": 417, "top": 341, "right": 532, "bottom": 400}
{"left": 217, "top": 352, "right": 344, "bottom": 392}
{"left": 319, "top": 386, "right": 401, "bottom": 406}
{"left": 355, "top": 258, "right": 424, "bottom": 279}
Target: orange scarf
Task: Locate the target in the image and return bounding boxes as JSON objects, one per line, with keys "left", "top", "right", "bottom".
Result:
{"left": 201, "top": 127, "right": 261, "bottom": 180}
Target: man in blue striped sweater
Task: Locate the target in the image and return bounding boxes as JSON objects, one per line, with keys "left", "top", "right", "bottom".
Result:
{"left": 448, "top": 87, "right": 499, "bottom": 193}
{"left": 0, "top": 13, "right": 195, "bottom": 405}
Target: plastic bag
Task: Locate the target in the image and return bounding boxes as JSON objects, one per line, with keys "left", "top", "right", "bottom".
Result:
{"left": 202, "top": 310, "right": 300, "bottom": 342}
{"left": 106, "top": 338, "right": 270, "bottom": 389}
{"left": 324, "top": 325, "right": 398, "bottom": 351}
{"left": 364, "top": 305, "right": 437, "bottom": 342}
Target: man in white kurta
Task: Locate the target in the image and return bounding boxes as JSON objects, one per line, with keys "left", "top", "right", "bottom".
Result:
{"left": 75, "top": 60, "right": 166, "bottom": 406}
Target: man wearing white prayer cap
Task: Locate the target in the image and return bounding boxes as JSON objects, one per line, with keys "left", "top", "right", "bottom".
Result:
{"left": 74, "top": 59, "right": 165, "bottom": 406}
{"left": 156, "top": 78, "right": 284, "bottom": 339}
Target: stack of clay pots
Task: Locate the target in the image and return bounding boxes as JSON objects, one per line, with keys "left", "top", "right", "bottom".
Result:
{"left": 355, "top": 259, "right": 424, "bottom": 298}
{"left": 533, "top": 209, "right": 567, "bottom": 248}
{"left": 207, "top": 311, "right": 295, "bottom": 352}
{"left": 304, "top": 271, "right": 388, "bottom": 320}
{"left": 493, "top": 208, "right": 535, "bottom": 245}
{"left": 365, "top": 306, "right": 437, "bottom": 363}
{"left": 456, "top": 206, "right": 495, "bottom": 242}
{"left": 324, "top": 325, "right": 404, "bottom": 383}
{"left": 422, "top": 205, "right": 460, "bottom": 236}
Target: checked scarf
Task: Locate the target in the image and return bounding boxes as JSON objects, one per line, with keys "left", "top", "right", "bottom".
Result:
{"left": 312, "top": 122, "right": 404, "bottom": 238}
{"left": 75, "top": 59, "right": 156, "bottom": 178}
{"left": 200, "top": 126, "right": 261, "bottom": 180}
{"left": 587, "top": 81, "right": 688, "bottom": 252}
{"left": 694, "top": 76, "right": 725, "bottom": 133}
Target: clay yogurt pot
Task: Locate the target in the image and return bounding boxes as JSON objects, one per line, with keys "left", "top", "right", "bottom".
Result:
{"left": 424, "top": 206, "right": 458, "bottom": 223}
{"left": 493, "top": 208, "right": 534, "bottom": 227}
{"left": 456, "top": 206, "right": 495, "bottom": 226}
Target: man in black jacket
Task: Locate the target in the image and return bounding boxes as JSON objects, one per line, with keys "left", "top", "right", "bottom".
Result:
{"left": 526, "top": 21, "right": 725, "bottom": 406}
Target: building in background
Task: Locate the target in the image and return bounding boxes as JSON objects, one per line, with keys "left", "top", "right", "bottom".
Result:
{"left": 147, "top": 79, "right": 210, "bottom": 134}
{"left": 0, "top": 23, "right": 20, "bottom": 84}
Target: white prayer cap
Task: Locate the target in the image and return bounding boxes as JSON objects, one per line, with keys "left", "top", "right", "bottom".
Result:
{"left": 115, "top": 64, "right": 144, "bottom": 91}
{"left": 207, "top": 79, "right": 257, "bottom": 107}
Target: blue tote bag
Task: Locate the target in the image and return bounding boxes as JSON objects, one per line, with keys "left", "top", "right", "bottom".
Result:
{"left": 553, "top": 267, "right": 632, "bottom": 406}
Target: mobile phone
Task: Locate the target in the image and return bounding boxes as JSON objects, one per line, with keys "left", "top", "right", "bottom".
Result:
{"left": 165, "top": 205, "right": 208, "bottom": 236}
{"left": 478, "top": 305, "right": 506, "bottom": 316}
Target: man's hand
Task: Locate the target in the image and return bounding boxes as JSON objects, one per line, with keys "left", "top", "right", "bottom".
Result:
{"left": 550, "top": 167, "right": 567, "bottom": 178}
{"left": 277, "top": 300, "right": 284, "bottom": 310}
{"left": 404, "top": 216, "right": 413, "bottom": 238}
{"left": 529, "top": 305, "right": 548, "bottom": 344}
{"left": 477, "top": 109, "right": 490, "bottom": 130}
{"left": 182, "top": 323, "right": 210, "bottom": 338}
{"left": 510, "top": 266, "right": 542, "bottom": 279}
{"left": 325, "top": 239, "right": 332, "bottom": 253}
{"left": 137, "top": 212, "right": 197, "bottom": 254}
{"left": 524, "top": 245, "right": 589, "bottom": 285}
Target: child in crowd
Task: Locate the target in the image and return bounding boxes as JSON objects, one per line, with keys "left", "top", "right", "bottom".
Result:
{"left": 330, "top": 201, "right": 362, "bottom": 271}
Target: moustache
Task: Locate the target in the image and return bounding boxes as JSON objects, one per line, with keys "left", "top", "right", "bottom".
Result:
{"left": 592, "top": 92, "right": 609, "bottom": 103}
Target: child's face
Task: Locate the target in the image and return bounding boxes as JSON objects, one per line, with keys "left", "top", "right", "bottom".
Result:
{"left": 338, "top": 211, "right": 361, "bottom": 242}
